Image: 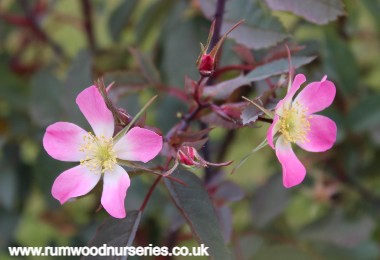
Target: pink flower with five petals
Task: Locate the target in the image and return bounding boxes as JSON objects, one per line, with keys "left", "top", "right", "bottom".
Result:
{"left": 43, "top": 86, "right": 162, "bottom": 218}
{"left": 267, "top": 74, "right": 337, "bottom": 188}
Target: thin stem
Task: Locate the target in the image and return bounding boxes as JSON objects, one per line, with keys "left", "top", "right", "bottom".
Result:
{"left": 203, "top": 0, "right": 227, "bottom": 184}
{"left": 80, "top": 0, "right": 96, "bottom": 52}
{"left": 139, "top": 175, "right": 162, "bottom": 212}
{"left": 207, "top": 0, "right": 227, "bottom": 53}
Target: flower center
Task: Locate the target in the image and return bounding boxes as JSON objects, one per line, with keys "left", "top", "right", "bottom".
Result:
{"left": 279, "top": 102, "right": 311, "bottom": 143}
{"left": 79, "top": 133, "right": 117, "bottom": 173}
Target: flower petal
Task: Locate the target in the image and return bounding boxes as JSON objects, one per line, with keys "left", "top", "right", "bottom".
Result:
{"left": 295, "top": 76, "right": 336, "bottom": 114}
{"left": 76, "top": 85, "right": 114, "bottom": 138}
{"left": 297, "top": 115, "right": 337, "bottom": 152}
{"left": 101, "top": 165, "right": 130, "bottom": 218}
{"left": 276, "top": 74, "right": 306, "bottom": 115}
{"left": 43, "top": 122, "right": 87, "bottom": 162}
{"left": 52, "top": 165, "right": 101, "bottom": 204}
{"left": 267, "top": 115, "right": 280, "bottom": 149}
{"left": 275, "top": 136, "right": 306, "bottom": 188}
{"left": 114, "top": 127, "right": 163, "bottom": 163}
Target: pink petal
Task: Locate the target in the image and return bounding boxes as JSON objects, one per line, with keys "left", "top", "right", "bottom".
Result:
{"left": 114, "top": 127, "right": 163, "bottom": 163}
{"left": 295, "top": 76, "right": 336, "bottom": 114}
{"left": 297, "top": 115, "right": 337, "bottom": 152}
{"left": 276, "top": 74, "right": 306, "bottom": 115}
{"left": 43, "top": 122, "right": 87, "bottom": 162}
{"left": 275, "top": 136, "right": 306, "bottom": 188}
{"left": 76, "top": 86, "right": 114, "bottom": 138}
{"left": 101, "top": 165, "right": 130, "bottom": 218}
{"left": 267, "top": 115, "right": 280, "bottom": 149}
{"left": 52, "top": 165, "right": 101, "bottom": 204}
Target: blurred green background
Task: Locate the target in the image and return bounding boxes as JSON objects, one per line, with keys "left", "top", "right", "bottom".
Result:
{"left": 1, "top": 0, "right": 380, "bottom": 259}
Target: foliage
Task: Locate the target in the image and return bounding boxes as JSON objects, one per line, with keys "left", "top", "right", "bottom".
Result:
{"left": 1, "top": 0, "right": 380, "bottom": 259}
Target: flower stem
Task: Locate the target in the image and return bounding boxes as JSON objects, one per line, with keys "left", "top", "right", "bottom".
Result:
{"left": 139, "top": 175, "right": 162, "bottom": 212}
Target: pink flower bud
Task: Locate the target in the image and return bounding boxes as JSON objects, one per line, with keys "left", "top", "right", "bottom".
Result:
{"left": 177, "top": 146, "right": 197, "bottom": 166}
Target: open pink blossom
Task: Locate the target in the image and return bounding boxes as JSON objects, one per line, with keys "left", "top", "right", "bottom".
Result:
{"left": 43, "top": 86, "right": 162, "bottom": 218}
{"left": 267, "top": 74, "right": 337, "bottom": 188}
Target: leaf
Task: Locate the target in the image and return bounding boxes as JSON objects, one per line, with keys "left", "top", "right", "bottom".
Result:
{"left": 266, "top": 0, "right": 345, "bottom": 25}
{"left": 135, "top": 0, "right": 177, "bottom": 45}
{"left": 203, "top": 56, "right": 315, "bottom": 100}
{"left": 242, "top": 97, "right": 274, "bottom": 119}
{"left": 298, "top": 210, "right": 374, "bottom": 247}
{"left": 130, "top": 49, "right": 161, "bottom": 84}
{"left": 241, "top": 105, "right": 262, "bottom": 125}
{"left": 203, "top": 75, "right": 250, "bottom": 100}
{"left": 160, "top": 2, "right": 208, "bottom": 86}
{"left": 0, "top": 163, "right": 16, "bottom": 211}
{"left": 29, "top": 69, "right": 63, "bottom": 127}
{"left": 165, "top": 170, "right": 232, "bottom": 260}
{"left": 246, "top": 56, "right": 316, "bottom": 81}
{"left": 84, "top": 211, "right": 141, "bottom": 260}
{"left": 200, "top": 0, "right": 288, "bottom": 49}
{"left": 348, "top": 94, "right": 380, "bottom": 133}
{"left": 63, "top": 50, "right": 93, "bottom": 126}
{"left": 323, "top": 28, "right": 358, "bottom": 96}
{"left": 108, "top": 0, "right": 139, "bottom": 40}
{"left": 251, "top": 174, "right": 291, "bottom": 228}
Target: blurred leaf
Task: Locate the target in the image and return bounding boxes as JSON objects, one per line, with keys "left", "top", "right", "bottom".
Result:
{"left": 135, "top": 0, "right": 176, "bottom": 45}
{"left": 85, "top": 211, "right": 141, "bottom": 260}
{"left": 33, "top": 152, "right": 67, "bottom": 206}
{"left": 213, "top": 181, "right": 245, "bottom": 203}
{"left": 362, "top": 0, "right": 380, "bottom": 35}
{"left": 64, "top": 50, "right": 93, "bottom": 126}
{"left": 251, "top": 174, "right": 291, "bottom": 228}
{"left": 29, "top": 69, "right": 63, "bottom": 127}
{"left": 200, "top": 0, "right": 288, "bottom": 49}
{"left": 108, "top": 0, "right": 139, "bottom": 40}
{"left": 246, "top": 56, "right": 316, "bottom": 81}
{"left": 0, "top": 163, "right": 16, "bottom": 211}
{"left": 216, "top": 206, "right": 232, "bottom": 243}
{"left": 235, "top": 234, "right": 265, "bottom": 260}
{"left": 203, "top": 75, "right": 250, "bottom": 100}
{"left": 265, "top": 0, "right": 345, "bottom": 25}
{"left": 312, "top": 242, "right": 380, "bottom": 260}
{"left": 130, "top": 49, "right": 161, "bottom": 84}
{"left": 165, "top": 170, "right": 232, "bottom": 260}
{"left": 348, "top": 94, "right": 380, "bottom": 133}
{"left": 255, "top": 245, "right": 311, "bottom": 260}
{"left": 160, "top": 2, "right": 208, "bottom": 86}
{"left": 298, "top": 210, "right": 375, "bottom": 247}
{"left": 323, "top": 28, "right": 358, "bottom": 96}
{"left": 0, "top": 213, "right": 20, "bottom": 246}
{"left": 201, "top": 112, "right": 240, "bottom": 129}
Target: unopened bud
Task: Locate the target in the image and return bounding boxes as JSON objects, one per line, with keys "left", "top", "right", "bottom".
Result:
{"left": 198, "top": 54, "right": 215, "bottom": 77}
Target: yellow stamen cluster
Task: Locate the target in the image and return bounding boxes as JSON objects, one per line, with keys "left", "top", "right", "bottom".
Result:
{"left": 279, "top": 102, "right": 311, "bottom": 143}
{"left": 79, "top": 132, "right": 117, "bottom": 173}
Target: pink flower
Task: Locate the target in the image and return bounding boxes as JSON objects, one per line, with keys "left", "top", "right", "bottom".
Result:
{"left": 43, "top": 86, "right": 162, "bottom": 218}
{"left": 267, "top": 74, "right": 337, "bottom": 188}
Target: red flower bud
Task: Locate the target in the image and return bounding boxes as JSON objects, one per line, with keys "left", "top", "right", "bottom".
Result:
{"left": 198, "top": 54, "right": 215, "bottom": 77}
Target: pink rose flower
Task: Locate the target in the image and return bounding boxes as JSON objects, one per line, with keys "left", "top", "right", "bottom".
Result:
{"left": 267, "top": 74, "right": 337, "bottom": 188}
{"left": 43, "top": 86, "right": 162, "bottom": 218}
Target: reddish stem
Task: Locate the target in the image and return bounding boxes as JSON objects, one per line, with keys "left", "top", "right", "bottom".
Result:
{"left": 139, "top": 175, "right": 162, "bottom": 212}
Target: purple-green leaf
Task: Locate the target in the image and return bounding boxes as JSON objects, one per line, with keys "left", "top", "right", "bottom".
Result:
{"left": 165, "top": 170, "right": 232, "bottom": 260}
{"left": 266, "top": 0, "right": 345, "bottom": 25}
{"left": 200, "top": 0, "right": 289, "bottom": 49}
{"left": 84, "top": 211, "right": 141, "bottom": 260}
